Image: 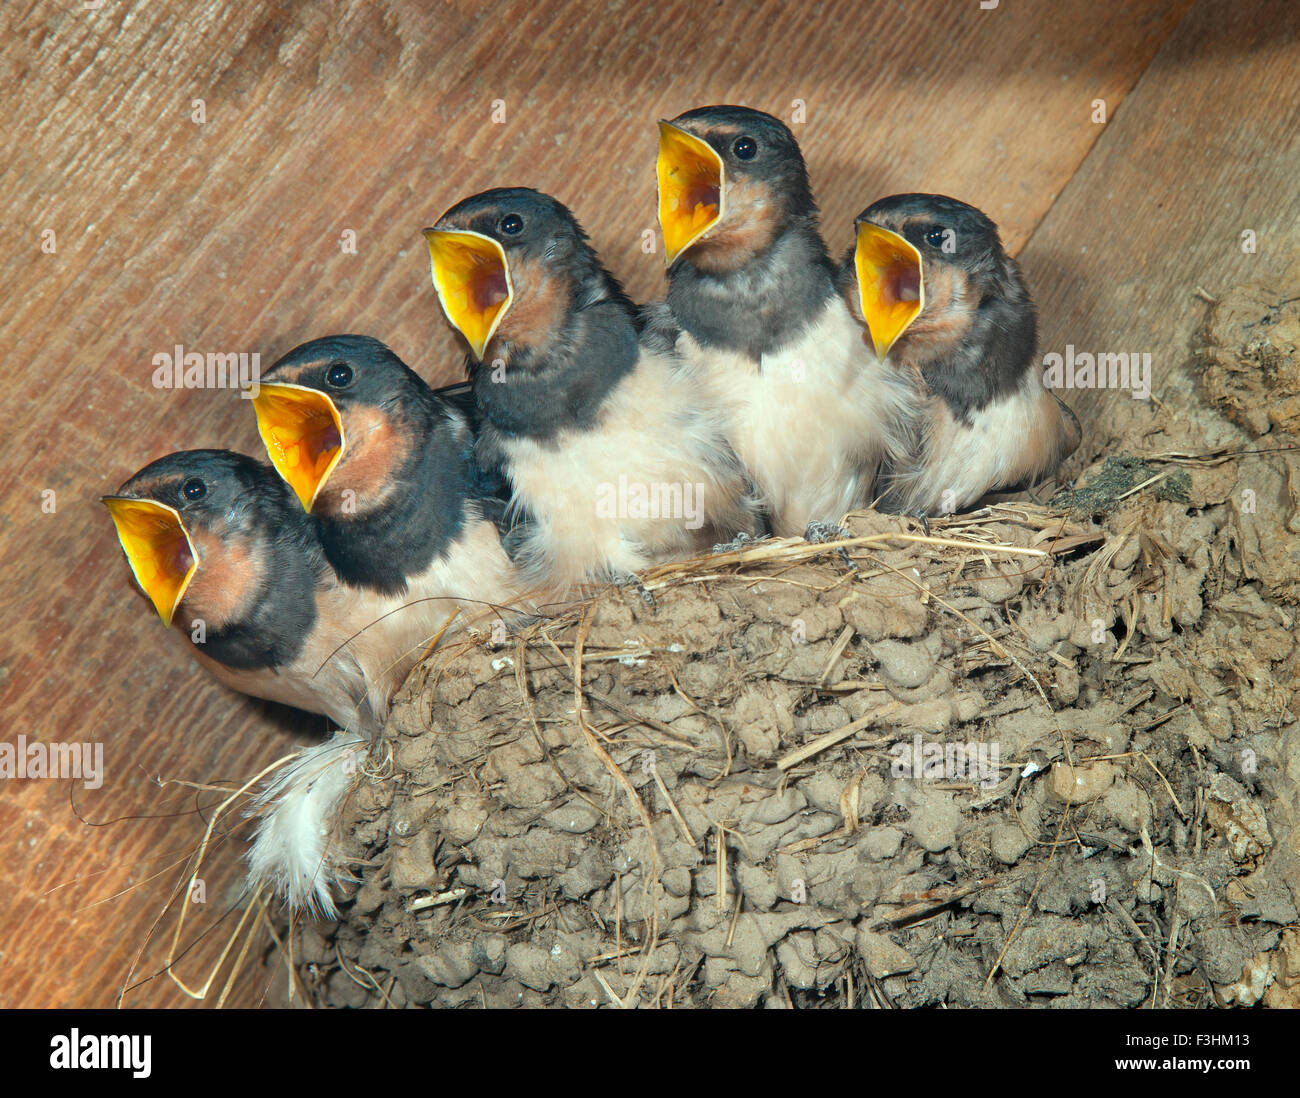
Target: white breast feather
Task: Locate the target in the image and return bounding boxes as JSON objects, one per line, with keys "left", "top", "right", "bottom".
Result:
{"left": 885, "top": 370, "right": 1053, "bottom": 515}
{"left": 679, "top": 296, "right": 917, "bottom": 535}
{"left": 498, "top": 349, "right": 757, "bottom": 589}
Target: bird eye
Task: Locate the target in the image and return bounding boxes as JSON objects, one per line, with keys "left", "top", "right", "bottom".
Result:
{"left": 925, "top": 227, "right": 948, "bottom": 249}
{"left": 182, "top": 478, "right": 207, "bottom": 502}
{"left": 499, "top": 214, "right": 524, "bottom": 236}
{"left": 732, "top": 136, "right": 757, "bottom": 161}
{"left": 326, "top": 362, "right": 354, "bottom": 388}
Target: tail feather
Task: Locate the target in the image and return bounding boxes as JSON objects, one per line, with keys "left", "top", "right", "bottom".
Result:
{"left": 245, "top": 730, "right": 366, "bottom": 918}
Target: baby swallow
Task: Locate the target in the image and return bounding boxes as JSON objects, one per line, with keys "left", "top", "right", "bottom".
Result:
{"left": 655, "top": 104, "right": 915, "bottom": 538}
{"left": 425, "top": 187, "right": 760, "bottom": 591}
{"left": 103, "top": 450, "right": 401, "bottom": 734}
{"left": 251, "top": 334, "right": 533, "bottom": 628}
{"left": 846, "top": 193, "right": 1081, "bottom": 516}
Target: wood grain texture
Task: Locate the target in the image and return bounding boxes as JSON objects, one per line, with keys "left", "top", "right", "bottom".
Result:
{"left": 1022, "top": 0, "right": 1300, "bottom": 469}
{"left": 0, "top": 0, "right": 1197, "bottom": 1006}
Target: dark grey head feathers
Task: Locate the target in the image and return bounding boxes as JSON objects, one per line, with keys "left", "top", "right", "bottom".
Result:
{"left": 852, "top": 192, "right": 1037, "bottom": 420}
{"left": 433, "top": 187, "right": 642, "bottom": 443}
{"left": 664, "top": 105, "right": 836, "bottom": 360}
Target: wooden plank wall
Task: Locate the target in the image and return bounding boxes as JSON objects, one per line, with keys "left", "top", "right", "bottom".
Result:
{"left": 1025, "top": 0, "right": 1300, "bottom": 458}
{"left": 6, "top": 0, "right": 1291, "bottom": 1006}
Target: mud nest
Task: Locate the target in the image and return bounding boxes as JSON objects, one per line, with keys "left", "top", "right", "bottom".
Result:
{"left": 281, "top": 496, "right": 1296, "bottom": 1008}
{"left": 279, "top": 279, "right": 1300, "bottom": 1009}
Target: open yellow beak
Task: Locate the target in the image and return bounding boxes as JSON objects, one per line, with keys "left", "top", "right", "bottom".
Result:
{"left": 102, "top": 496, "right": 199, "bottom": 626}
{"left": 251, "top": 382, "right": 345, "bottom": 512}
{"left": 423, "top": 228, "right": 513, "bottom": 361}
{"left": 854, "top": 223, "right": 925, "bottom": 359}
{"left": 657, "top": 121, "right": 725, "bottom": 266}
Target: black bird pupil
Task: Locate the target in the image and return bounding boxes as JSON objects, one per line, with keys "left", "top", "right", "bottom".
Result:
{"left": 733, "top": 137, "right": 757, "bottom": 160}
{"left": 926, "top": 227, "right": 947, "bottom": 248}
{"left": 327, "top": 363, "right": 353, "bottom": 387}
{"left": 500, "top": 214, "right": 523, "bottom": 235}
{"left": 182, "top": 478, "right": 206, "bottom": 501}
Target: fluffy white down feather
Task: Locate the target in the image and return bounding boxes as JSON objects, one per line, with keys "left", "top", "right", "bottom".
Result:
{"left": 245, "top": 730, "right": 367, "bottom": 918}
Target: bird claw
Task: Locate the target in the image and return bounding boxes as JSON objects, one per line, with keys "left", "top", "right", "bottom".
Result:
{"left": 613, "top": 571, "right": 655, "bottom": 607}
{"left": 712, "top": 531, "right": 763, "bottom": 554}
{"left": 914, "top": 512, "right": 931, "bottom": 536}
{"left": 804, "top": 520, "right": 850, "bottom": 544}
{"left": 803, "top": 521, "right": 857, "bottom": 571}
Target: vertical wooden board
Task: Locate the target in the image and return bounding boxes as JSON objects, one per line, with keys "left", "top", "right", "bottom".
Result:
{"left": 1021, "top": 0, "right": 1300, "bottom": 460}
{"left": 0, "top": 0, "right": 1191, "bottom": 1006}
